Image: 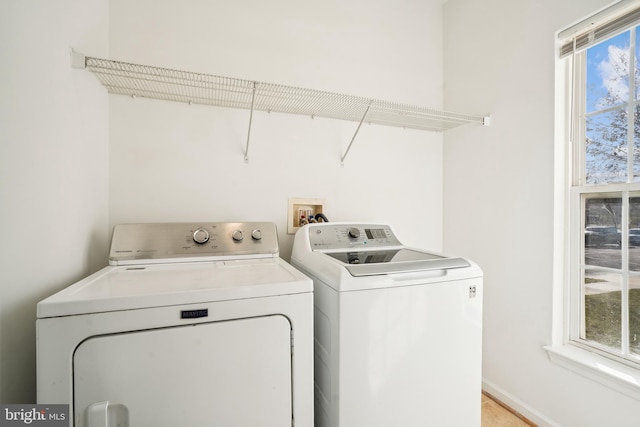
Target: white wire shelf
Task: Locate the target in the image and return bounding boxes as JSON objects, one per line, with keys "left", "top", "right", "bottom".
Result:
{"left": 72, "top": 52, "right": 489, "bottom": 163}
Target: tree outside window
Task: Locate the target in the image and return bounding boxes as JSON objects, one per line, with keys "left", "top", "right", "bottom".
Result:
{"left": 578, "top": 26, "right": 640, "bottom": 363}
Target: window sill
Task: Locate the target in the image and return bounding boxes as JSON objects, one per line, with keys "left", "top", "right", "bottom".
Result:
{"left": 545, "top": 344, "right": 640, "bottom": 401}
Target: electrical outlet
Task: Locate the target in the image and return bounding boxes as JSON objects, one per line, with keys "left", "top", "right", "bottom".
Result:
{"left": 287, "top": 198, "right": 327, "bottom": 234}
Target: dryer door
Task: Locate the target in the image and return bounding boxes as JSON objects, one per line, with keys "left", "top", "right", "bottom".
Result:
{"left": 73, "top": 315, "right": 292, "bottom": 427}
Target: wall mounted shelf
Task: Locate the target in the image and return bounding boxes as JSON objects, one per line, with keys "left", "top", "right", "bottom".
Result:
{"left": 71, "top": 51, "right": 489, "bottom": 163}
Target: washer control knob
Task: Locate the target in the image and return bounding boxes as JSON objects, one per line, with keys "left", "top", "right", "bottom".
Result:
{"left": 251, "top": 229, "right": 262, "bottom": 240}
{"left": 192, "top": 228, "right": 210, "bottom": 244}
{"left": 232, "top": 230, "right": 244, "bottom": 242}
{"left": 348, "top": 227, "right": 361, "bottom": 239}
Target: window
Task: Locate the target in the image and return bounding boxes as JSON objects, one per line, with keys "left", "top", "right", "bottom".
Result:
{"left": 562, "top": 7, "right": 640, "bottom": 368}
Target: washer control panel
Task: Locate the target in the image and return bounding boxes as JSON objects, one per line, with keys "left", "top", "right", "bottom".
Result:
{"left": 109, "top": 222, "right": 278, "bottom": 264}
{"left": 308, "top": 223, "right": 402, "bottom": 251}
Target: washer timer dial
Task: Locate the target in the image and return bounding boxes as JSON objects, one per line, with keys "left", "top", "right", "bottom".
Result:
{"left": 348, "top": 227, "right": 361, "bottom": 239}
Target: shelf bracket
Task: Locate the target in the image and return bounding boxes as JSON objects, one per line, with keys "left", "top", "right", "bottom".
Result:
{"left": 244, "top": 82, "right": 257, "bottom": 163}
{"left": 70, "top": 50, "right": 87, "bottom": 69}
{"left": 340, "top": 103, "right": 372, "bottom": 166}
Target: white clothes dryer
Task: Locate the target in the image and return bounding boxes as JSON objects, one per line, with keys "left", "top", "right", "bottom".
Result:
{"left": 37, "top": 222, "right": 313, "bottom": 427}
{"left": 291, "top": 222, "right": 483, "bottom": 427}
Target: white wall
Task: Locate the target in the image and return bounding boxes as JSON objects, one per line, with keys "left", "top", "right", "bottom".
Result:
{"left": 0, "top": 0, "right": 444, "bottom": 404}
{"left": 107, "top": 0, "right": 446, "bottom": 258}
{"left": 443, "top": 0, "right": 640, "bottom": 425}
{"left": 0, "top": 0, "right": 109, "bottom": 402}
{"left": 11, "top": 2, "right": 631, "bottom": 421}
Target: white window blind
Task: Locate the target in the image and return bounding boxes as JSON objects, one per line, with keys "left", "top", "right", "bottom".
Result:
{"left": 559, "top": 0, "right": 640, "bottom": 57}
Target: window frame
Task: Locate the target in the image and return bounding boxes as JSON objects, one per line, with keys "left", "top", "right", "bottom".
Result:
{"left": 570, "top": 188, "right": 640, "bottom": 364}
{"left": 546, "top": 3, "right": 640, "bottom": 400}
{"left": 568, "top": 25, "right": 640, "bottom": 367}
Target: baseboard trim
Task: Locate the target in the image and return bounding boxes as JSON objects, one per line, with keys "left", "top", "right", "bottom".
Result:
{"left": 482, "top": 379, "right": 562, "bottom": 427}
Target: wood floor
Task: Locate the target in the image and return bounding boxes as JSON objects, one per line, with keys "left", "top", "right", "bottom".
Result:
{"left": 482, "top": 393, "right": 535, "bottom": 427}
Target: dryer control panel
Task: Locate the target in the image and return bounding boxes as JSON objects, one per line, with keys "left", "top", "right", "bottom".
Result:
{"left": 109, "top": 222, "right": 279, "bottom": 265}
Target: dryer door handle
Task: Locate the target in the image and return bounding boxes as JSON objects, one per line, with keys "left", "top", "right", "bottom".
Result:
{"left": 87, "top": 401, "right": 129, "bottom": 427}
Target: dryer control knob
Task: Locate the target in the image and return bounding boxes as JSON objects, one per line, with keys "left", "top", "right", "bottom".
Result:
{"left": 251, "top": 229, "right": 262, "bottom": 240}
{"left": 192, "top": 228, "right": 210, "bottom": 244}
{"left": 232, "top": 230, "right": 244, "bottom": 242}
{"left": 348, "top": 227, "right": 361, "bottom": 239}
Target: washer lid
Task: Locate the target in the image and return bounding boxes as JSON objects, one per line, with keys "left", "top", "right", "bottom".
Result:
{"left": 37, "top": 258, "right": 312, "bottom": 318}
{"left": 323, "top": 248, "right": 470, "bottom": 276}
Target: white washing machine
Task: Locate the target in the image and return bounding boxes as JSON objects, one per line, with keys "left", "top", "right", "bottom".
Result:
{"left": 291, "top": 222, "right": 483, "bottom": 427}
{"left": 37, "top": 222, "right": 313, "bottom": 427}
